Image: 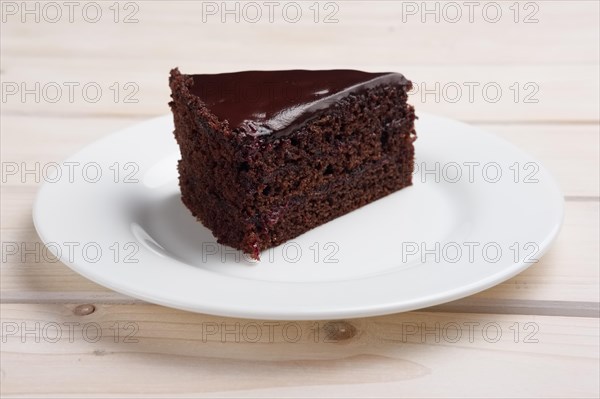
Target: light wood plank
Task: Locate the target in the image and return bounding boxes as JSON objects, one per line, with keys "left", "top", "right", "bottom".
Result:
{"left": 2, "top": 200, "right": 598, "bottom": 311}
{"left": 1, "top": 64, "right": 597, "bottom": 122}
{"left": 2, "top": 116, "right": 599, "bottom": 197}
{"left": 2, "top": 117, "right": 598, "bottom": 310}
{"left": 1, "top": 1, "right": 598, "bottom": 122}
{"left": 0, "top": 115, "right": 144, "bottom": 161}
{"left": 1, "top": 1, "right": 598, "bottom": 65}
{"left": 1, "top": 304, "right": 598, "bottom": 398}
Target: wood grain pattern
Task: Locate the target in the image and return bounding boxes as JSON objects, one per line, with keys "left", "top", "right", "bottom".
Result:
{"left": 1, "top": 65, "right": 598, "bottom": 122}
{"left": 1, "top": 2, "right": 599, "bottom": 121}
{"left": 1, "top": 304, "right": 599, "bottom": 397}
{"left": 1, "top": 1, "right": 598, "bottom": 397}
{"left": 1, "top": 200, "right": 598, "bottom": 312}
{"left": 1, "top": 1, "right": 598, "bottom": 65}
{"left": 2, "top": 117, "right": 598, "bottom": 196}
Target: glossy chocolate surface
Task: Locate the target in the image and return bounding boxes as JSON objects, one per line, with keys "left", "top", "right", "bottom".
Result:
{"left": 186, "top": 70, "right": 410, "bottom": 136}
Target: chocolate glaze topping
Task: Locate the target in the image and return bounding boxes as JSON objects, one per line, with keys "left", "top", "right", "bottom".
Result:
{"left": 186, "top": 70, "right": 411, "bottom": 137}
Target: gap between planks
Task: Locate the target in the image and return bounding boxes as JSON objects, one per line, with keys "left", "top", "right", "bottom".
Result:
{"left": 1, "top": 294, "right": 598, "bottom": 319}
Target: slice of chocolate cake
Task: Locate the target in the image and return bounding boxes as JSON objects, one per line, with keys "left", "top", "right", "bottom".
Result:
{"left": 169, "top": 68, "right": 416, "bottom": 260}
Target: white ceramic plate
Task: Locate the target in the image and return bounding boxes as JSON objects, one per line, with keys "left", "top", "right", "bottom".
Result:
{"left": 33, "top": 113, "right": 563, "bottom": 320}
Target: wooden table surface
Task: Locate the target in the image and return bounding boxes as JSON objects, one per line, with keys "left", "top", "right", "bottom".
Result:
{"left": 1, "top": 1, "right": 599, "bottom": 397}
